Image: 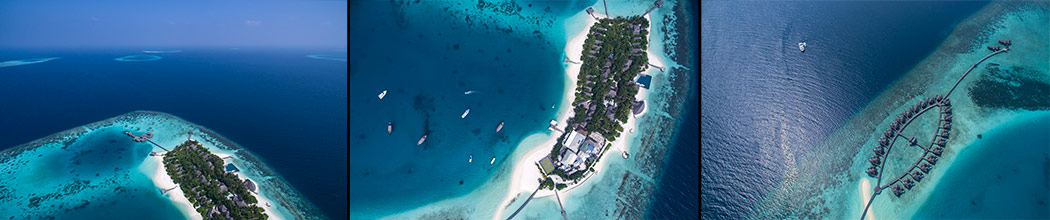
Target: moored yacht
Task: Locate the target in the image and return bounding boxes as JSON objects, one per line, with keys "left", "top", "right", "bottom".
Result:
{"left": 417, "top": 135, "right": 427, "bottom": 145}
{"left": 496, "top": 121, "right": 504, "bottom": 132}
{"left": 378, "top": 90, "right": 387, "bottom": 100}
{"left": 490, "top": 157, "right": 496, "bottom": 164}
{"left": 462, "top": 108, "right": 470, "bottom": 118}
{"left": 388, "top": 122, "right": 392, "bottom": 135}
{"left": 798, "top": 42, "right": 806, "bottom": 52}
{"left": 469, "top": 154, "right": 473, "bottom": 163}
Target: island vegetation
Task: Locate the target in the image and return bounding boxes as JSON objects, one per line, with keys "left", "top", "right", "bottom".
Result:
{"left": 164, "top": 140, "right": 267, "bottom": 220}
{"left": 569, "top": 15, "right": 649, "bottom": 142}
{"left": 542, "top": 15, "right": 650, "bottom": 185}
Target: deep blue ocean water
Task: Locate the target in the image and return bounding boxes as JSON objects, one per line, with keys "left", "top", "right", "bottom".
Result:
{"left": 701, "top": 1, "right": 987, "bottom": 219}
{"left": 0, "top": 48, "right": 347, "bottom": 219}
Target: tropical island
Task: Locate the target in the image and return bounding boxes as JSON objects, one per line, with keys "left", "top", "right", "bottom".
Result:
{"left": 164, "top": 139, "right": 267, "bottom": 219}
{"left": 541, "top": 14, "right": 650, "bottom": 188}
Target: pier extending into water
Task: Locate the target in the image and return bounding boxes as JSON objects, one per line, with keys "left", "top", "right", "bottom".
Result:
{"left": 506, "top": 181, "right": 544, "bottom": 220}
{"left": 859, "top": 41, "right": 1008, "bottom": 220}
{"left": 161, "top": 185, "right": 179, "bottom": 194}
{"left": 125, "top": 131, "right": 170, "bottom": 151}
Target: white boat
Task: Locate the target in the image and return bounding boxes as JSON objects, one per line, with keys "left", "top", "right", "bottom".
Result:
{"left": 461, "top": 108, "right": 470, "bottom": 118}
{"left": 490, "top": 157, "right": 496, "bottom": 164}
{"left": 496, "top": 121, "right": 504, "bottom": 132}
{"left": 798, "top": 42, "right": 806, "bottom": 52}
{"left": 464, "top": 90, "right": 476, "bottom": 95}
{"left": 469, "top": 155, "right": 473, "bottom": 163}
{"left": 387, "top": 122, "right": 392, "bottom": 135}
{"left": 551, "top": 104, "right": 555, "bottom": 109}
{"left": 378, "top": 90, "right": 387, "bottom": 100}
{"left": 417, "top": 135, "right": 427, "bottom": 145}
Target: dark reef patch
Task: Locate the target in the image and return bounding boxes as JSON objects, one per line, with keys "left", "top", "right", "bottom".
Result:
{"left": 968, "top": 65, "right": 1050, "bottom": 110}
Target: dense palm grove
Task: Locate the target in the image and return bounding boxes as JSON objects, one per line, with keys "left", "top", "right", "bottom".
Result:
{"left": 569, "top": 15, "right": 649, "bottom": 142}
{"left": 164, "top": 140, "right": 267, "bottom": 219}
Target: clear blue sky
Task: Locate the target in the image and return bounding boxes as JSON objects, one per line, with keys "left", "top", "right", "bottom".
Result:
{"left": 0, "top": 0, "right": 346, "bottom": 49}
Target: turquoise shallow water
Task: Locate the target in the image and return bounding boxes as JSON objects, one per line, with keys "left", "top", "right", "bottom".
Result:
{"left": 0, "top": 111, "right": 326, "bottom": 219}
{"left": 0, "top": 127, "right": 186, "bottom": 219}
{"left": 351, "top": 0, "right": 695, "bottom": 219}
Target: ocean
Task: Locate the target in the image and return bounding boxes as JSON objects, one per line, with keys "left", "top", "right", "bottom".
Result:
{"left": 350, "top": 0, "right": 698, "bottom": 219}
{"left": 0, "top": 48, "right": 347, "bottom": 219}
{"left": 701, "top": 1, "right": 993, "bottom": 219}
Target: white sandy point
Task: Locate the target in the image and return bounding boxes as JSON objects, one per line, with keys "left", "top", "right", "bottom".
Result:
{"left": 491, "top": 10, "right": 598, "bottom": 220}
{"left": 142, "top": 155, "right": 203, "bottom": 220}
{"left": 860, "top": 178, "right": 875, "bottom": 220}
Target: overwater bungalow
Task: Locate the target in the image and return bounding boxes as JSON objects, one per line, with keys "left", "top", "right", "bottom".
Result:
{"left": 902, "top": 178, "right": 915, "bottom": 189}
{"left": 944, "top": 99, "right": 951, "bottom": 106}
{"left": 869, "top": 155, "right": 881, "bottom": 166}
{"left": 867, "top": 166, "right": 878, "bottom": 177}
{"left": 911, "top": 170, "right": 924, "bottom": 182}
{"left": 874, "top": 146, "right": 884, "bottom": 155}
{"left": 908, "top": 137, "right": 918, "bottom": 146}
{"left": 893, "top": 185, "right": 905, "bottom": 197}
{"left": 942, "top": 115, "right": 953, "bottom": 121}
{"left": 932, "top": 147, "right": 943, "bottom": 156}
{"left": 938, "top": 130, "right": 949, "bottom": 138}
{"left": 935, "top": 139, "right": 946, "bottom": 146}
{"left": 927, "top": 155, "right": 938, "bottom": 165}
{"left": 919, "top": 163, "right": 932, "bottom": 173}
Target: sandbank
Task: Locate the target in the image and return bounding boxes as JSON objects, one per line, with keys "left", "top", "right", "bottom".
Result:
{"left": 142, "top": 155, "right": 203, "bottom": 220}
{"left": 860, "top": 178, "right": 874, "bottom": 220}
{"left": 491, "top": 9, "right": 597, "bottom": 220}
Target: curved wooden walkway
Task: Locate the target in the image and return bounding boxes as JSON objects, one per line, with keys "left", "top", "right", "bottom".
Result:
{"left": 860, "top": 47, "right": 1006, "bottom": 220}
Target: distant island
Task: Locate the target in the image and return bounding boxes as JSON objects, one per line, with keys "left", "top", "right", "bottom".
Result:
{"left": 164, "top": 139, "right": 268, "bottom": 219}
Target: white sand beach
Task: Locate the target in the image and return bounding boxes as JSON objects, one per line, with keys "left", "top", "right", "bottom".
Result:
{"left": 140, "top": 150, "right": 282, "bottom": 220}
{"left": 491, "top": 10, "right": 598, "bottom": 220}
{"left": 142, "top": 155, "right": 203, "bottom": 220}
{"left": 491, "top": 9, "right": 665, "bottom": 219}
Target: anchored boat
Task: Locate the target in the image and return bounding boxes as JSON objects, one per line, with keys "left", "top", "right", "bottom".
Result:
{"left": 496, "top": 121, "right": 504, "bottom": 132}
{"left": 378, "top": 90, "right": 387, "bottom": 100}
{"left": 387, "top": 122, "right": 392, "bottom": 135}
{"left": 462, "top": 108, "right": 470, "bottom": 118}
{"left": 490, "top": 157, "right": 495, "bottom": 164}
{"left": 798, "top": 42, "right": 806, "bottom": 52}
{"left": 469, "top": 154, "right": 473, "bottom": 163}
{"left": 417, "top": 135, "right": 427, "bottom": 145}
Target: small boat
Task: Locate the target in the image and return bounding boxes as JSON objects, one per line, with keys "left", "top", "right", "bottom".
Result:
{"left": 490, "top": 157, "right": 496, "bottom": 164}
{"left": 378, "top": 90, "right": 387, "bottom": 100}
{"left": 551, "top": 104, "right": 555, "bottom": 109}
{"left": 387, "top": 122, "right": 392, "bottom": 135}
{"left": 417, "top": 135, "right": 427, "bottom": 145}
{"left": 465, "top": 90, "right": 476, "bottom": 95}
{"left": 798, "top": 42, "right": 806, "bottom": 52}
{"left": 469, "top": 155, "right": 473, "bottom": 163}
{"left": 462, "top": 108, "right": 470, "bottom": 118}
{"left": 496, "top": 121, "right": 504, "bottom": 132}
